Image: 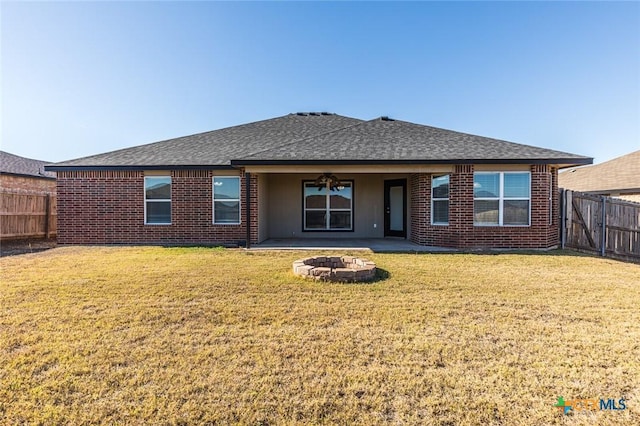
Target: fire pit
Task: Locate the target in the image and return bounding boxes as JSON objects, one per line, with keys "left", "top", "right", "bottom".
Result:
{"left": 293, "top": 256, "right": 376, "bottom": 282}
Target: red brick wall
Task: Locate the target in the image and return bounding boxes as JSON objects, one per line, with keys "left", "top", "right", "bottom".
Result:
{"left": 409, "top": 173, "right": 430, "bottom": 245}
{"left": 0, "top": 175, "right": 56, "bottom": 194}
{"left": 410, "top": 165, "right": 559, "bottom": 249}
{"left": 58, "top": 166, "right": 557, "bottom": 248}
{"left": 56, "top": 170, "right": 258, "bottom": 245}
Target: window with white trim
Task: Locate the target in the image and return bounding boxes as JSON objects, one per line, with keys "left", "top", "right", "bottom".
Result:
{"left": 431, "top": 174, "right": 449, "bottom": 225}
{"left": 303, "top": 181, "right": 353, "bottom": 231}
{"left": 144, "top": 176, "right": 171, "bottom": 224}
{"left": 474, "top": 172, "right": 530, "bottom": 226}
{"left": 213, "top": 177, "right": 240, "bottom": 224}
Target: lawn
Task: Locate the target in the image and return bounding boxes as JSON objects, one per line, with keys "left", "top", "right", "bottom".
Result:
{"left": 1, "top": 247, "right": 639, "bottom": 425}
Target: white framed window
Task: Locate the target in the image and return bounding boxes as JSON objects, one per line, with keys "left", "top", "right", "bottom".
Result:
{"left": 213, "top": 177, "right": 240, "bottom": 224}
{"left": 474, "top": 172, "right": 530, "bottom": 226}
{"left": 431, "top": 174, "right": 449, "bottom": 225}
{"left": 303, "top": 181, "right": 353, "bottom": 231}
{"left": 144, "top": 176, "right": 171, "bottom": 225}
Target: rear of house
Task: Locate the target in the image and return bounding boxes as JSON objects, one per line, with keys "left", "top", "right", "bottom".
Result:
{"left": 46, "top": 113, "right": 592, "bottom": 249}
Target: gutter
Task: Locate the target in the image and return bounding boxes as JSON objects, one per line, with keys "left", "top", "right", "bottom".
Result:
{"left": 231, "top": 158, "right": 594, "bottom": 167}
{"left": 44, "top": 164, "right": 237, "bottom": 172}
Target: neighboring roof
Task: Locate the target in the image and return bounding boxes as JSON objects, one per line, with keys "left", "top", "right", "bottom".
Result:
{"left": 0, "top": 151, "right": 56, "bottom": 179}
{"left": 558, "top": 150, "right": 640, "bottom": 194}
{"left": 46, "top": 113, "right": 592, "bottom": 170}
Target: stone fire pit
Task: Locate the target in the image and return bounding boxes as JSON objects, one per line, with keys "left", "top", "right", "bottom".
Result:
{"left": 293, "top": 256, "right": 376, "bottom": 282}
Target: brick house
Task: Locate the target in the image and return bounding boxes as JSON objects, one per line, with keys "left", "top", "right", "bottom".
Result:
{"left": 46, "top": 113, "right": 592, "bottom": 248}
{"left": 559, "top": 150, "right": 640, "bottom": 203}
{"left": 1, "top": 151, "right": 56, "bottom": 194}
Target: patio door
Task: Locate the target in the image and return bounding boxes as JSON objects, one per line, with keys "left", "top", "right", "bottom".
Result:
{"left": 384, "top": 179, "right": 407, "bottom": 238}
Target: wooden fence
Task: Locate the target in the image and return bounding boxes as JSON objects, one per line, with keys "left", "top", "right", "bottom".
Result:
{"left": 0, "top": 191, "right": 57, "bottom": 240}
{"left": 561, "top": 189, "right": 640, "bottom": 262}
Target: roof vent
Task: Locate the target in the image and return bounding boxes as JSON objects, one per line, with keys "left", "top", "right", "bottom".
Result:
{"left": 295, "top": 112, "right": 332, "bottom": 117}
{"left": 380, "top": 116, "right": 394, "bottom": 121}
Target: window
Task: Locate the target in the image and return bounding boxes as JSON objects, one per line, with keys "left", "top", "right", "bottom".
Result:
{"left": 213, "top": 177, "right": 240, "bottom": 224}
{"left": 431, "top": 174, "right": 449, "bottom": 225}
{"left": 303, "top": 181, "right": 353, "bottom": 231}
{"left": 474, "top": 172, "right": 530, "bottom": 226}
{"left": 145, "top": 176, "right": 171, "bottom": 224}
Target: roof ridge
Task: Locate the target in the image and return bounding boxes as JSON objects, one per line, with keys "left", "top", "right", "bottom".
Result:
{"left": 590, "top": 149, "right": 640, "bottom": 167}
{"left": 241, "top": 117, "right": 368, "bottom": 159}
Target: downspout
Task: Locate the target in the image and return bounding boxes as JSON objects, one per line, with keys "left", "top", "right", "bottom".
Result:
{"left": 245, "top": 172, "right": 251, "bottom": 249}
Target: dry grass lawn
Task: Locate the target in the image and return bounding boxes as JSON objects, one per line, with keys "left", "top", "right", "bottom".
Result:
{"left": 1, "top": 247, "right": 639, "bottom": 425}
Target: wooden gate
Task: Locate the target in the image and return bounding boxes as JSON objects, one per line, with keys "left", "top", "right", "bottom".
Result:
{"left": 561, "top": 190, "right": 640, "bottom": 261}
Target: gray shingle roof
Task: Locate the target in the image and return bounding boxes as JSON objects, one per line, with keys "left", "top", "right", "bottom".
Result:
{"left": 1, "top": 151, "right": 56, "bottom": 178}
{"left": 47, "top": 113, "right": 592, "bottom": 170}
{"left": 49, "top": 113, "right": 363, "bottom": 168}
{"left": 235, "top": 117, "right": 590, "bottom": 164}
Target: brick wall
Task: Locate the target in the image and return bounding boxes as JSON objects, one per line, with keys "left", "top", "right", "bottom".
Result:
{"left": 409, "top": 173, "right": 430, "bottom": 245}
{"left": 57, "top": 166, "right": 558, "bottom": 249}
{"left": 56, "top": 170, "right": 258, "bottom": 245}
{"left": 410, "top": 165, "right": 559, "bottom": 249}
{"left": 0, "top": 174, "right": 56, "bottom": 194}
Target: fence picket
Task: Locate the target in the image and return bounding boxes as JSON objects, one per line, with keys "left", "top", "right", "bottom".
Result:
{"left": 0, "top": 191, "right": 57, "bottom": 240}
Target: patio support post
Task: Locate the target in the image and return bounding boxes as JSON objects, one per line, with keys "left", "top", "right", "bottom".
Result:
{"left": 245, "top": 172, "right": 251, "bottom": 249}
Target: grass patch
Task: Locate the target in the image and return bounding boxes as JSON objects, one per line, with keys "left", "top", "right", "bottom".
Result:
{"left": 1, "top": 247, "right": 639, "bottom": 424}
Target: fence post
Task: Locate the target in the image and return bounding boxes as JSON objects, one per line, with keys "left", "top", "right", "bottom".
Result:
{"left": 601, "top": 196, "right": 606, "bottom": 257}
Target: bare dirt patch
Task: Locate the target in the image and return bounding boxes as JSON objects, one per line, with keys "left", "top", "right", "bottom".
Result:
{"left": 0, "top": 238, "right": 57, "bottom": 257}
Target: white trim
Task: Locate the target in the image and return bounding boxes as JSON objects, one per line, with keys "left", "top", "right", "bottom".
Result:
{"left": 144, "top": 176, "right": 171, "bottom": 225}
{"left": 303, "top": 181, "right": 353, "bottom": 231}
{"left": 213, "top": 176, "right": 241, "bottom": 225}
{"left": 431, "top": 174, "right": 450, "bottom": 226}
{"left": 473, "top": 172, "right": 531, "bottom": 227}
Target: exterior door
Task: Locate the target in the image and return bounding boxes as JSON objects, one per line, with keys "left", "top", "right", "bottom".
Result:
{"left": 384, "top": 179, "right": 407, "bottom": 237}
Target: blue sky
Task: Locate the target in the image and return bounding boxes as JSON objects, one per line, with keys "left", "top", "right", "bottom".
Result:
{"left": 2, "top": 1, "right": 639, "bottom": 164}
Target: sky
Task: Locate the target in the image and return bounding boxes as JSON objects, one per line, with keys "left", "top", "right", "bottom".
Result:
{"left": 1, "top": 1, "right": 639, "bottom": 165}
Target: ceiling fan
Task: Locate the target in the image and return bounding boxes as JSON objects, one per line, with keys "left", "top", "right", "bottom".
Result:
{"left": 314, "top": 173, "right": 345, "bottom": 191}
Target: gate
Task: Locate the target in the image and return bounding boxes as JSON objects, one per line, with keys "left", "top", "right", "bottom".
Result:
{"left": 561, "top": 190, "right": 640, "bottom": 262}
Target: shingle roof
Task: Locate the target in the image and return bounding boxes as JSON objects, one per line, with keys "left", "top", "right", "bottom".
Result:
{"left": 48, "top": 113, "right": 363, "bottom": 168}
{"left": 0, "top": 151, "right": 56, "bottom": 179}
{"left": 234, "top": 117, "right": 590, "bottom": 164}
{"left": 47, "top": 113, "right": 592, "bottom": 170}
{"left": 558, "top": 150, "right": 640, "bottom": 193}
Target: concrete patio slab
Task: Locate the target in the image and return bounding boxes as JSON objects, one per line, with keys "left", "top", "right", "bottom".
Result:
{"left": 250, "top": 238, "right": 456, "bottom": 253}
